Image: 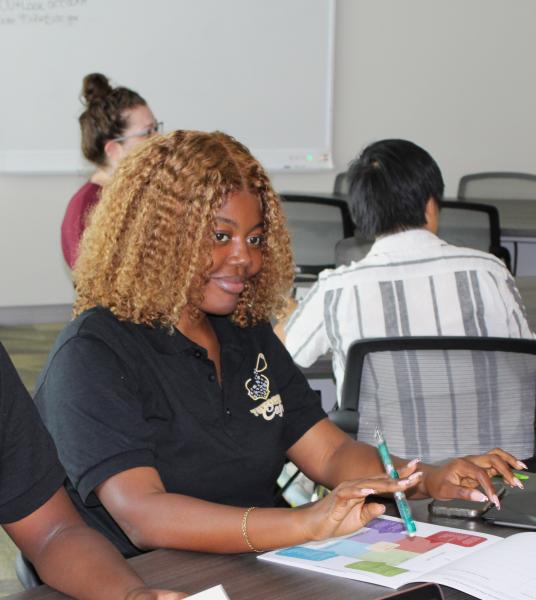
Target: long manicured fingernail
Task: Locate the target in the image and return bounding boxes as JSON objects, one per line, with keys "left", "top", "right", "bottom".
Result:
{"left": 469, "top": 490, "right": 488, "bottom": 503}
{"left": 407, "top": 471, "right": 422, "bottom": 482}
{"left": 517, "top": 461, "right": 528, "bottom": 470}
{"left": 360, "top": 488, "right": 376, "bottom": 495}
{"left": 407, "top": 458, "right": 421, "bottom": 468}
{"left": 492, "top": 494, "right": 501, "bottom": 509}
{"left": 513, "top": 478, "right": 524, "bottom": 489}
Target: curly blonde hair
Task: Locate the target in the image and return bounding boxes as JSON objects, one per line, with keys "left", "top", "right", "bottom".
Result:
{"left": 73, "top": 130, "right": 294, "bottom": 329}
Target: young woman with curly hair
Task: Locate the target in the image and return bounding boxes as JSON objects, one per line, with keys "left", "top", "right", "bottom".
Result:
{"left": 36, "top": 130, "right": 524, "bottom": 558}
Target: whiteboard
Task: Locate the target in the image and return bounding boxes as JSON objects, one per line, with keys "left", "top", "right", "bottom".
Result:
{"left": 0, "top": 0, "right": 334, "bottom": 174}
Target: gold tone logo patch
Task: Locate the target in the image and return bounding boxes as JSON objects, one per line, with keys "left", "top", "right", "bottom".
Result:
{"left": 250, "top": 395, "right": 283, "bottom": 420}
{"left": 245, "top": 353, "right": 270, "bottom": 401}
{"left": 245, "top": 353, "right": 284, "bottom": 421}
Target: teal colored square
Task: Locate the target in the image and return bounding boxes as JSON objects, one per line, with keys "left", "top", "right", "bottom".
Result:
{"left": 323, "top": 540, "right": 369, "bottom": 558}
{"left": 276, "top": 546, "right": 338, "bottom": 561}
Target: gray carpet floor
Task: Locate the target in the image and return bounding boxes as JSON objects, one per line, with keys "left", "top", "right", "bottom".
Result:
{"left": 0, "top": 323, "right": 64, "bottom": 596}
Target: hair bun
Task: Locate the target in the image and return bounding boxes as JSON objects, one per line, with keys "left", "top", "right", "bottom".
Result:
{"left": 81, "top": 73, "right": 113, "bottom": 105}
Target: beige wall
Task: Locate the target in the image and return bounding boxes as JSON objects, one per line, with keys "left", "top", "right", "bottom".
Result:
{"left": 2, "top": 0, "right": 536, "bottom": 308}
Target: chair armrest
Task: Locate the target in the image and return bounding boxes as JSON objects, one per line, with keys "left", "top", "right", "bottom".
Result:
{"left": 328, "top": 408, "right": 358, "bottom": 437}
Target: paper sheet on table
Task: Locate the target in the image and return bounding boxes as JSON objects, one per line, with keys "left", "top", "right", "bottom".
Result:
{"left": 419, "top": 532, "right": 536, "bottom": 600}
{"left": 187, "top": 584, "right": 230, "bottom": 599}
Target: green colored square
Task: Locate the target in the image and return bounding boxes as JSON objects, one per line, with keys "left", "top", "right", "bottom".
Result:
{"left": 360, "top": 549, "right": 419, "bottom": 565}
{"left": 345, "top": 560, "right": 407, "bottom": 577}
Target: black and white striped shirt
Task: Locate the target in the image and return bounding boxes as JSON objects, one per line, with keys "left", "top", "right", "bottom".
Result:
{"left": 285, "top": 229, "right": 534, "bottom": 403}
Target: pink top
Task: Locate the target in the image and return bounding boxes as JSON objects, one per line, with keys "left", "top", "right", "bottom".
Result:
{"left": 61, "top": 182, "right": 101, "bottom": 269}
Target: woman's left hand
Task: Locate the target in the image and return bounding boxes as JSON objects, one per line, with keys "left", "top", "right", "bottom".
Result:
{"left": 417, "top": 448, "right": 527, "bottom": 507}
{"left": 463, "top": 448, "right": 527, "bottom": 488}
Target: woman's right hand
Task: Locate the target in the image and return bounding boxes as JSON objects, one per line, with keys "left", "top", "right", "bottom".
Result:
{"left": 298, "top": 471, "right": 422, "bottom": 542}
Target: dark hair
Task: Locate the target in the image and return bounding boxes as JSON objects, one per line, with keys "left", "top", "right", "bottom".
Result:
{"left": 347, "top": 139, "right": 444, "bottom": 237}
{"left": 79, "top": 73, "right": 146, "bottom": 166}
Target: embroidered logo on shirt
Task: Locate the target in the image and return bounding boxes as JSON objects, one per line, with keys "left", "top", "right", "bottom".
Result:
{"left": 245, "top": 353, "right": 284, "bottom": 421}
{"left": 245, "top": 353, "right": 270, "bottom": 401}
{"left": 250, "top": 394, "right": 283, "bottom": 420}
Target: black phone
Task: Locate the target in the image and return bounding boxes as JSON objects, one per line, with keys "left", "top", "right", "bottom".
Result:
{"left": 377, "top": 583, "right": 445, "bottom": 600}
{"left": 428, "top": 484, "right": 506, "bottom": 518}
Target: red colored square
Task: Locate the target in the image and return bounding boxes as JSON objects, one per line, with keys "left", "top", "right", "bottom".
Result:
{"left": 397, "top": 536, "right": 444, "bottom": 553}
{"left": 426, "top": 531, "right": 486, "bottom": 547}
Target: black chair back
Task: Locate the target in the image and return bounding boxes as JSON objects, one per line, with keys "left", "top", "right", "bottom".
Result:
{"left": 279, "top": 193, "right": 353, "bottom": 281}
{"left": 439, "top": 200, "right": 511, "bottom": 272}
{"left": 458, "top": 171, "right": 536, "bottom": 202}
{"left": 333, "top": 171, "right": 351, "bottom": 197}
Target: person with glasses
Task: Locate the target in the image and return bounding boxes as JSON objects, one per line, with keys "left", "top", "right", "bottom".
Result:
{"left": 61, "top": 73, "right": 163, "bottom": 269}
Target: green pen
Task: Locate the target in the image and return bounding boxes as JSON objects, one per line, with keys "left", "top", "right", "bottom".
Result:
{"left": 494, "top": 472, "right": 530, "bottom": 483}
{"left": 375, "top": 427, "right": 417, "bottom": 537}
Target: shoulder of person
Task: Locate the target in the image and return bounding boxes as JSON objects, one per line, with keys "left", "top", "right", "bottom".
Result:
{"left": 0, "top": 342, "right": 26, "bottom": 400}
{"left": 315, "top": 262, "right": 361, "bottom": 289}
{"left": 34, "top": 308, "right": 149, "bottom": 400}
{"left": 246, "top": 318, "right": 276, "bottom": 339}
{"left": 62, "top": 306, "right": 127, "bottom": 343}
{"left": 46, "top": 307, "right": 146, "bottom": 373}
{"left": 246, "top": 319, "right": 290, "bottom": 351}
{"left": 442, "top": 242, "right": 509, "bottom": 271}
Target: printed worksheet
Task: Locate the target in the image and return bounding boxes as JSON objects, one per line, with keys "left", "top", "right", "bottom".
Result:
{"left": 259, "top": 516, "right": 536, "bottom": 599}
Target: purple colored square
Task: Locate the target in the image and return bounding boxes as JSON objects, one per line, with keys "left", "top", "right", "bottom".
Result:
{"left": 349, "top": 529, "right": 405, "bottom": 544}
{"left": 367, "top": 518, "right": 406, "bottom": 533}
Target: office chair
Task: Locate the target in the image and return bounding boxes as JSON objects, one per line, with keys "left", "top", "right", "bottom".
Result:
{"left": 329, "top": 337, "right": 536, "bottom": 464}
{"left": 458, "top": 172, "right": 536, "bottom": 202}
{"left": 335, "top": 234, "right": 374, "bottom": 267}
{"left": 15, "top": 552, "right": 41, "bottom": 589}
{"left": 338, "top": 170, "right": 536, "bottom": 201}
{"left": 457, "top": 173, "right": 536, "bottom": 273}
{"left": 279, "top": 193, "right": 353, "bottom": 283}
{"left": 330, "top": 196, "right": 511, "bottom": 272}
{"left": 439, "top": 200, "right": 511, "bottom": 272}
{"left": 333, "top": 171, "right": 351, "bottom": 198}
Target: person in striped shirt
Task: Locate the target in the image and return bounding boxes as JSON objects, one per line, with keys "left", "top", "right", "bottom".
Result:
{"left": 282, "top": 139, "right": 534, "bottom": 405}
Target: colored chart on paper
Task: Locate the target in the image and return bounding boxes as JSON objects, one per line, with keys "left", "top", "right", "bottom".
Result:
{"left": 259, "top": 516, "right": 500, "bottom": 589}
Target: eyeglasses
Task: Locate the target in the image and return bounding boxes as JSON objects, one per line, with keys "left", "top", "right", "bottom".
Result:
{"left": 113, "top": 121, "right": 164, "bottom": 143}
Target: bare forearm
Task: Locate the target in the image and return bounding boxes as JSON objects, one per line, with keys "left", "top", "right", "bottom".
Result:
{"left": 114, "top": 493, "right": 310, "bottom": 553}
{"left": 292, "top": 428, "right": 432, "bottom": 499}
{"left": 304, "top": 439, "right": 385, "bottom": 488}
{"left": 98, "top": 465, "right": 427, "bottom": 556}
{"left": 29, "top": 525, "right": 144, "bottom": 600}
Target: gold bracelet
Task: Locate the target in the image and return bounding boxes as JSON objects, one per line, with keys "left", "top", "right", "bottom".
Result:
{"left": 241, "top": 506, "right": 262, "bottom": 553}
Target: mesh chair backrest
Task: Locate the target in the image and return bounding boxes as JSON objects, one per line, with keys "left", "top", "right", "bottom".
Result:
{"left": 438, "top": 203, "right": 492, "bottom": 253}
{"left": 280, "top": 194, "right": 353, "bottom": 273}
{"left": 458, "top": 172, "right": 536, "bottom": 201}
{"left": 335, "top": 234, "right": 374, "bottom": 267}
{"left": 437, "top": 201, "right": 510, "bottom": 271}
{"left": 334, "top": 172, "right": 350, "bottom": 197}
{"left": 350, "top": 344, "right": 536, "bottom": 464}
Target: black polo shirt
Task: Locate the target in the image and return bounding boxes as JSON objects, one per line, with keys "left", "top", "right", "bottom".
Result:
{"left": 34, "top": 307, "right": 326, "bottom": 557}
{"left": 0, "top": 343, "right": 65, "bottom": 523}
